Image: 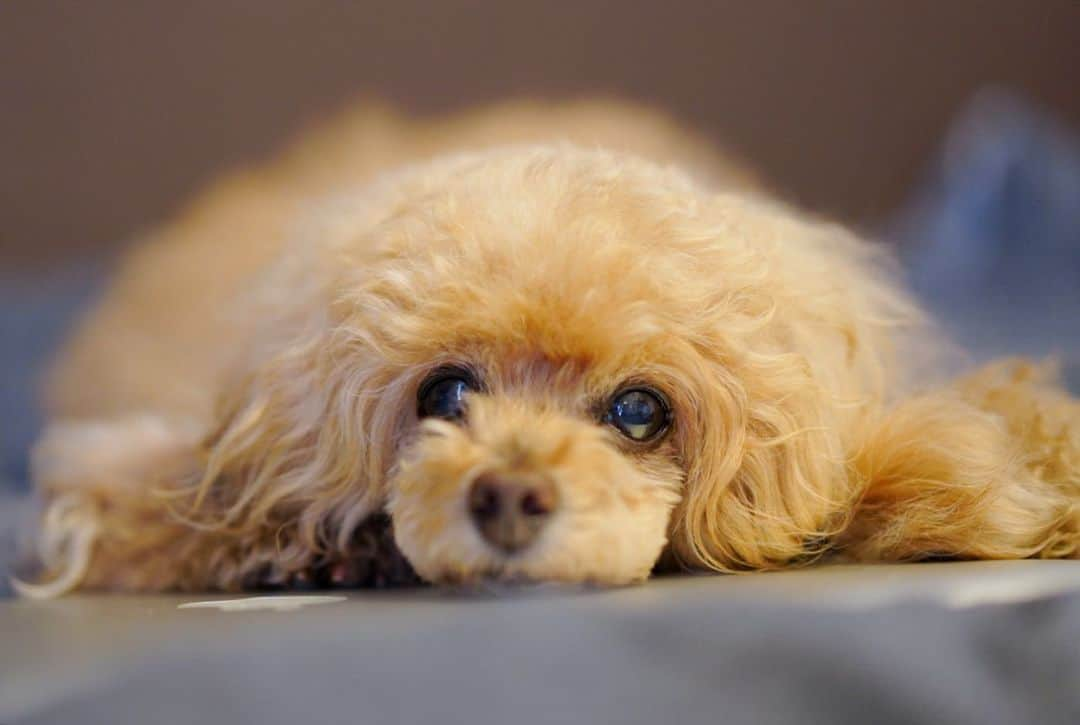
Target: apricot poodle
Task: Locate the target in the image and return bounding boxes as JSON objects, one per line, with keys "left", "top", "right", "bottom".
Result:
{"left": 18, "top": 100, "right": 1079, "bottom": 595}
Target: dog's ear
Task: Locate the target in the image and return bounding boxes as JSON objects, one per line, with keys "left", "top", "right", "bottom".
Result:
{"left": 22, "top": 254, "right": 407, "bottom": 594}
{"left": 668, "top": 350, "right": 853, "bottom": 571}
{"left": 20, "top": 328, "right": 366, "bottom": 595}
{"left": 191, "top": 316, "right": 393, "bottom": 559}
{"left": 666, "top": 199, "right": 924, "bottom": 571}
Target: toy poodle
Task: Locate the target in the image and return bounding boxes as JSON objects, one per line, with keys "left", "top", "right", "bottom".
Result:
{"left": 18, "top": 99, "right": 1079, "bottom": 596}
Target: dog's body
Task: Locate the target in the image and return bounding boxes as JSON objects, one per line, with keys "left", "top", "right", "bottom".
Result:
{"left": 23, "top": 100, "right": 1078, "bottom": 595}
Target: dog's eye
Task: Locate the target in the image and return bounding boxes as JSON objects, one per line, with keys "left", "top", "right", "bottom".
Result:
{"left": 603, "top": 388, "right": 670, "bottom": 442}
{"left": 417, "top": 370, "right": 476, "bottom": 421}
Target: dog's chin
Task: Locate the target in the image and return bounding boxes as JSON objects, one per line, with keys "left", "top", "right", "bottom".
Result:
{"left": 389, "top": 511, "right": 668, "bottom": 588}
{"left": 387, "top": 470, "right": 679, "bottom": 588}
{"left": 414, "top": 558, "right": 649, "bottom": 590}
{"left": 445, "top": 571, "right": 605, "bottom": 597}
{"left": 434, "top": 565, "right": 574, "bottom": 590}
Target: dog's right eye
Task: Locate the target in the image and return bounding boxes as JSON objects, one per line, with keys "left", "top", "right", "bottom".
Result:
{"left": 603, "top": 387, "right": 670, "bottom": 442}
{"left": 417, "top": 370, "right": 476, "bottom": 421}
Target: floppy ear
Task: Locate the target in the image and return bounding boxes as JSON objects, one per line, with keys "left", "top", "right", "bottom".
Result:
{"left": 183, "top": 310, "right": 403, "bottom": 572}
{"left": 668, "top": 350, "right": 853, "bottom": 571}
{"left": 665, "top": 198, "right": 923, "bottom": 571}
{"left": 22, "top": 307, "right": 401, "bottom": 595}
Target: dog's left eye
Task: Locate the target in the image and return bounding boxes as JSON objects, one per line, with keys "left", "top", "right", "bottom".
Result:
{"left": 417, "top": 369, "right": 477, "bottom": 421}
{"left": 603, "top": 388, "right": 670, "bottom": 442}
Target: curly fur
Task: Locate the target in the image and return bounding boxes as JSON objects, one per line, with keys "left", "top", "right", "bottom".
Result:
{"left": 17, "top": 99, "right": 1078, "bottom": 596}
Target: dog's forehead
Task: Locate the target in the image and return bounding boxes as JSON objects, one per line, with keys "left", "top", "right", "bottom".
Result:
{"left": 348, "top": 149, "right": 724, "bottom": 378}
{"left": 420, "top": 269, "right": 683, "bottom": 379}
{"left": 405, "top": 212, "right": 696, "bottom": 370}
{"left": 374, "top": 146, "right": 709, "bottom": 270}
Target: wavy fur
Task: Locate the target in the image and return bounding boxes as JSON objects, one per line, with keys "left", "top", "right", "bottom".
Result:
{"left": 19, "top": 99, "right": 1078, "bottom": 595}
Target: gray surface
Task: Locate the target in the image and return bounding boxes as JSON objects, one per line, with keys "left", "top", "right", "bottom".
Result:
{"left": 4, "top": 561, "right": 1080, "bottom": 725}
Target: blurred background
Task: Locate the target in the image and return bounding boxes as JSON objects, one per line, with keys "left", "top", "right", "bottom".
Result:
{"left": 1, "top": 1, "right": 1079, "bottom": 493}
{"left": 2, "top": 1, "right": 1079, "bottom": 267}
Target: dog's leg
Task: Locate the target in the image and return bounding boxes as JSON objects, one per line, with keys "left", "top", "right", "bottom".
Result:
{"left": 18, "top": 414, "right": 375, "bottom": 595}
{"left": 15, "top": 416, "right": 235, "bottom": 595}
{"left": 840, "top": 360, "right": 1078, "bottom": 561}
{"left": 23, "top": 367, "right": 393, "bottom": 595}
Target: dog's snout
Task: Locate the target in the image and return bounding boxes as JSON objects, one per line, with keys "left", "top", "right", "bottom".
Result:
{"left": 467, "top": 471, "right": 558, "bottom": 553}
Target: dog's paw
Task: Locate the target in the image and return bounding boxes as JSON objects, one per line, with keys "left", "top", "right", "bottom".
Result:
{"left": 248, "top": 514, "right": 422, "bottom": 591}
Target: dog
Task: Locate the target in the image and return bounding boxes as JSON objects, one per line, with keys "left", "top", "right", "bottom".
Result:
{"left": 18, "top": 99, "right": 1079, "bottom": 596}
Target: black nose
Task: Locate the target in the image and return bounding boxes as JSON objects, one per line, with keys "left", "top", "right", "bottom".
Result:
{"left": 467, "top": 471, "right": 558, "bottom": 553}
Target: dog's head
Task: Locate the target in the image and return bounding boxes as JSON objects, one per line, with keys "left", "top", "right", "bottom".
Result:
{"left": 205, "top": 146, "right": 912, "bottom": 586}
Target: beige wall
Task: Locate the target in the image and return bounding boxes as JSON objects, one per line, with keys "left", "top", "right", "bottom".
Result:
{"left": 3, "top": 1, "right": 1079, "bottom": 267}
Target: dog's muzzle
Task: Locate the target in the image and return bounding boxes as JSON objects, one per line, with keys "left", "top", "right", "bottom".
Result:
{"left": 466, "top": 470, "right": 558, "bottom": 553}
